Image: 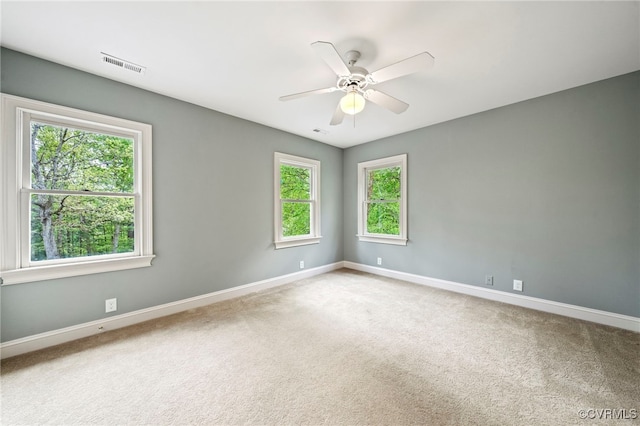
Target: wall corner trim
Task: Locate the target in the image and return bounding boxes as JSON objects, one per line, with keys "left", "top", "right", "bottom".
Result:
{"left": 0, "top": 262, "right": 345, "bottom": 359}
{"left": 343, "top": 262, "right": 640, "bottom": 333}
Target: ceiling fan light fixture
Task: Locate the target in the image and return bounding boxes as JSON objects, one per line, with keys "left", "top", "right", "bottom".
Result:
{"left": 340, "top": 89, "right": 365, "bottom": 115}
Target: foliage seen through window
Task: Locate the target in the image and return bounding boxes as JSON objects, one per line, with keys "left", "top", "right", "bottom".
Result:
{"left": 30, "top": 122, "right": 135, "bottom": 261}
{"left": 366, "top": 166, "right": 401, "bottom": 235}
{"left": 280, "top": 164, "right": 311, "bottom": 237}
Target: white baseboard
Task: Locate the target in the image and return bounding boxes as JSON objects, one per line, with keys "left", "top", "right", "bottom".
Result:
{"left": 0, "top": 262, "right": 345, "bottom": 359}
{"left": 3, "top": 261, "right": 637, "bottom": 359}
{"left": 343, "top": 262, "right": 640, "bottom": 333}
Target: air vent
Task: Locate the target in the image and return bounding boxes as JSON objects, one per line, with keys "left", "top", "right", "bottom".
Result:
{"left": 101, "top": 52, "right": 146, "bottom": 75}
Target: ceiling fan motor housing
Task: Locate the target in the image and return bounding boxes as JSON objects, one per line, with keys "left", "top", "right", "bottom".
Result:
{"left": 337, "top": 66, "right": 369, "bottom": 92}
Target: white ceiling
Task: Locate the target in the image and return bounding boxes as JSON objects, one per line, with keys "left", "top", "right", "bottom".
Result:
{"left": 1, "top": 1, "right": 638, "bottom": 148}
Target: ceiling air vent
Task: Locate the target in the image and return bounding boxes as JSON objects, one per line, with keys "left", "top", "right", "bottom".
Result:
{"left": 101, "top": 52, "right": 146, "bottom": 75}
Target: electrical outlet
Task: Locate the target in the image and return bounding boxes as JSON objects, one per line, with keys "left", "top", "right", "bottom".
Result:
{"left": 485, "top": 275, "right": 493, "bottom": 286}
{"left": 377, "top": 257, "right": 382, "bottom": 266}
{"left": 105, "top": 298, "right": 117, "bottom": 313}
{"left": 299, "top": 260, "right": 304, "bottom": 269}
{"left": 513, "top": 280, "right": 523, "bottom": 292}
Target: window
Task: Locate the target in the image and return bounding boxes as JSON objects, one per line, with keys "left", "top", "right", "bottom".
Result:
{"left": 274, "top": 152, "right": 321, "bottom": 249}
{"left": 0, "top": 94, "right": 154, "bottom": 284}
{"left": 357, "top": 154, "right": 407, "bottom": 245}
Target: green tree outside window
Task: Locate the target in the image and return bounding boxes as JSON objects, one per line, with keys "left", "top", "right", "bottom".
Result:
{"left": 366, "top": 166, "right": 401, "bottom": 235}
{"left": 30, "top": 122, "right": 135, "bottom": 261}
{"left": 280, "top": 164, "right": 311, "bottom": 237}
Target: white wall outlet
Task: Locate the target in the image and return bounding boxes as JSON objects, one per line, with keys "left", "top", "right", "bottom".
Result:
{"left": 485, "top": 275, "right": 494, "bottom": 286}
{"left": 105, "top": 298, "right": 117, "bottom": 313}
{"left": 299, "top": 260, "right": 304, "bottom": 269}
{"left": 513, "top": 280, "right": 523, "bottom": 292}
{"left": 377, "top": 257, "right": 382, "bottom": 266}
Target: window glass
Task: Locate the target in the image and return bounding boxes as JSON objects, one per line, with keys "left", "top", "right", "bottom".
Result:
{"left": 366, "top": 166, "right": 401, "bottom": 235}
{"left": 280, "top": 164, "right": 311, "bottom": 201}
{"left": 282, "top": 202, "right": 311, "bottom": 237}
{"left": 30, "top": 122, "right": 134, "bottom": 193}
{"left": 29, "top": 121, "right": 136, "bottom": 262}
{"left": 30, "top": 195, "right": 135, "bottom": 261}
{"left": 366, "top": 201, "right": 400, "bottom": 235}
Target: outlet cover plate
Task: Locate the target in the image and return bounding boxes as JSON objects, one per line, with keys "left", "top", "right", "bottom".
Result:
{"left": 105, "top": 298, "right": 117, "bottom": 313}
{"left": 485, "top": 275, "right": 494, "bottom": 286}
{"left": 513, "top": 280, "right": 523, "bottom": 292}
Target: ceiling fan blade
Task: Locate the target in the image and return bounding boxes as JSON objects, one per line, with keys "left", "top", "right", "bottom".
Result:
{"left": 279, "top": 87, "right": 337, "bottom": 101}
{"left": 311, "top": 41, "right": 351, "bottom": 77}
{"left": 367, "top": 52, "right": 435, "bottom": 84}
{"left": 364, "top": 89, "right": 409, "bottom": 114}
{"left": 330, "top": 103, "right": 345, "bottom": 126}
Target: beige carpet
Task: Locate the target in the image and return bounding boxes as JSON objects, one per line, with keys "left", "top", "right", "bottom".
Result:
{"left": 1, "top": 269, "right": 638, "bottom": 425}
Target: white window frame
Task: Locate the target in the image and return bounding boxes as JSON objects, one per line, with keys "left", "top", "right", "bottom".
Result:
{"left": 357, "top": 154, "right": 407, "bottom": 246}
{"left": 274, "top": 152, "right": 321, "bottom": 249}
{"left": 0, "top": 94, "right": 154, "bottom": 285}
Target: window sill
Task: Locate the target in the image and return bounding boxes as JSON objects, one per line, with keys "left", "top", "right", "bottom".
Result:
{"left": 274, "top": 236, "right": 322, "bottom": 249}
{"left": 0, "top": 255, "right": 156, "bottom": 285}
{"left": 357, "top": 235, "right": 408, "bottom": 246}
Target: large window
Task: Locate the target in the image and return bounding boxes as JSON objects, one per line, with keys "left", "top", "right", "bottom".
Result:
{"left": 274, "top": 152, "right": 321, "bottom": 249}
{"left": 357, "top": 154, "right": 407, "bottom": 245}
{"left": 1, "top": 94, "right": 154, "bottom": 284}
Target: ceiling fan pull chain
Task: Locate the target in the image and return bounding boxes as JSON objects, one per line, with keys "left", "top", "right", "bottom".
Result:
{"left": 353, "top": 92, "right": 357, "bottom": 116}
{"left": 353, "top": 100, "right": 356, "bottom": 128}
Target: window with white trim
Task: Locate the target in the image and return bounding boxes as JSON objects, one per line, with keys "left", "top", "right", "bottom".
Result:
{"left": 274, "top": 152, "right": 321, "bottom": 249}
{"left": 357, "top": 154, "right": 407, "bottom": 245}
{"left": 0, "top": 94, "right": 154, "bottom": 285}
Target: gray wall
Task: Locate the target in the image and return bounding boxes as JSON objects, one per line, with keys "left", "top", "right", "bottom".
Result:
{"left": 344, "top": 71, "right": 639, "bottom": 317}
{"left": 1, "top": 48, "right": 638, "bottom": 343}
{"left": 0, "top": 48, "right": 343, "bottom": 342}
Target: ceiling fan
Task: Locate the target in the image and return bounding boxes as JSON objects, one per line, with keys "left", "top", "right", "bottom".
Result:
{"left": 279, "top": 41, "right": 435, "bottom": 126}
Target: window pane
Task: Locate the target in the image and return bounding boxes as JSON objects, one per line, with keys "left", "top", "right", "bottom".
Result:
{"left": 366, "top": 202, "right": 400, "bottom": 235}
{"left": 30, "top": 194, "right": 134, "bottom": 261}
{"left": 280, "top": 164, "right": 310, "bottom": 200}
{"left": 282, "top": 202, "right": 311, "bottom": 237}
{"left": 30, "top": 122, "right": 134, "bottom": 193}
{"left": 367, "top": 166, "right": 401, "bottom": 200}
